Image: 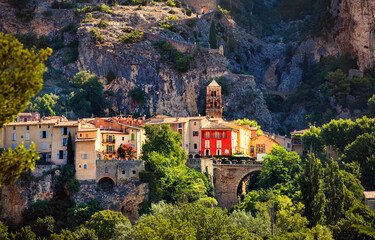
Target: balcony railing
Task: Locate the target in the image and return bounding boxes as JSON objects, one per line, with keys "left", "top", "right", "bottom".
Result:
{"left": 202, "top": 134, "right": 227, "bottom": 139}
{"left": 104, "top": 151, "right": 115, "bottom": 155}
{"left": 103, "top": 139, "right": 116, "bottom": 143}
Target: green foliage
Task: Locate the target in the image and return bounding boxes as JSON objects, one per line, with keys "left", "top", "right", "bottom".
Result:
{"left": 106, "top": 70, "right": 116, "bottom": 84}
{"left": 10, "top": 226, "right": 36, "bottom": 240}
{"left": 98, "top": 19, "right": 108, "bottom": 28}
{"left": 367, "top": 94, "right": 375, "bottom": 117}
{"left": 76, "top": 4, "right": 111, "bottom": 14}
{"left": 154, "top": 40, "right": 194, "bottom": 73}
{"left": 0, "top": 221, "right": 9, "bottom": 240}
{"left": 30, "top": 216, "right": 55, "bottom": 238}
{"left": 69, "top": 71, "right": 106, "bottom": 117}
{"left": 0, "top": 143, "right": 39, "bottom": 186}
{"left": 0, "top": 32, "right": 52, "bottom": 128}
{"left": 85, "top": 210, "right": 131, "bottom": 240}
{"left": 186, "top": 18, "right": 197, "bottom": 28}
{"left": 67, "top": 199, "right": 103, "bottom": 227}
{"left": 90, "top": 28, "right": 104, "bottom": 43}
{"left": 167, "top": 15, "right": 178, "bottom": 21}
{"left": 326, "top": 69, "right": 350, "bottom": 106}
{"left": 208, "top": 76, "right": 229, "bottom": 95}
{"left": 234, "top": 118, "right": 263, "bottom": 135}
{"left": 158, "top": 20, "right": 176, "bottom": 31}
{"left": 119, "top": 30, "right": 144, "bottom": 43}
{"left": 301, "top": 126, "right": 324, "bottom": 154}
{"left": 32, "top": 93, "right": 57, "bottom": 116}
{"left": 185, "top": 7, "right": 192, "bottom": 16}
{"left": 258, "top": 146, "right": 302, "bottom": 190}
{"left": 209, "top": 21, "right": 217, "bottom": 49}
{"left": 129, "top": 88, "right": 145, "bottom": 104}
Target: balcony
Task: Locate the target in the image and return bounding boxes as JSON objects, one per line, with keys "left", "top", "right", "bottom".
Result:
{"left": 202, "top": 134, "right": 227, "bottom": 139}
{"left": 103, "top": 139, "right": 116, "bottom": 144}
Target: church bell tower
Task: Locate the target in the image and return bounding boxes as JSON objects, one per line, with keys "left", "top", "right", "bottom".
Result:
{"left": 206, "top": 80, "right": 222, "bottom": 118}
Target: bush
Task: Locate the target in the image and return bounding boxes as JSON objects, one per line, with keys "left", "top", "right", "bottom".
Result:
{"left": 106, "top": 71, "right": 116, "bottom": 84}
{"left": 130, "top": 88, "right": 146, "bottom": 104}
{"left": 83, "top": 13, "right": 93, "bottom": 22}
{"left": 185, "top": 7, "right": 192, "bottom": 16}
{"left": 61, "top": 24, "right": 78, "bottom": 34}
{"left": 90, "top": 28, "right": 104, "bottom": 43}
{"left": 186, "top": 18, "right": 197, "bottom": 28}
{"left": 155, "top": 40, "right": 194, "bottom": 73}
{"left": 119, "top": 30, "right": 144, "bottom": 43}
{"left": 158, "top": 20, "right": 176, "bottom": 31}
{"left": 108, "top": 0, "right": 117, "bottom": 6}
{"left": 165, "top": 0, "right": 175, "bottom": 7}
{"left": 76, "top": 4, "right": 111, "bottom": 14}
{"left": 168, "top": 9, "right": 176, "bottom": 14}
{"left": 167, "top": 15, "right": 178, "bottom": 20}
{"left": 98, "top": 19, "right": 108, "bottom": 28}
{"left": 16, "top": 9, "right": 34, "bottom": 23}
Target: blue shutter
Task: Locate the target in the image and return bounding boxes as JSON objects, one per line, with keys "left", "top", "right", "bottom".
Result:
{"left": 40, "top": 131, "right": 43, "bottom": 138}
{"left": 63, "top": 150, "right": 66, "bottom": 159}
{"left": 46, "top": 131, "right": 48, "bottom": 138}
{"left": 61, "top": 139, "right": 64, "bottom": 146}
{"left": 57, "top": 151, "right": 60, "bottom": 159}
{"left": 67, "top": 127, "right": 70, "bottom": 135}
{"left": 61, "top": 128, "right": 64, "bottom": 135}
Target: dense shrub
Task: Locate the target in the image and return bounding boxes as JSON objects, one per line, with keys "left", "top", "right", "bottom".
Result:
{"left": 119, "top": 30, "right": 144, "bottom": 43}
{"left": 90, "top": 28, "right": 104, "bottom": 43}
{"left": 129, "top": 88, "right": 146, "bottom": 104}
{"left": 106, "top": 71, "right": 116, "bottom": 84}
{"left": 51, "top": 0, "right": 75, "bottom": 9}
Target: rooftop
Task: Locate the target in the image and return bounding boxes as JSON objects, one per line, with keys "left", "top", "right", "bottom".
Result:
{"left": 364, "top": 191, "right": 375, "bottom": 199}
{"left": 201, "top": 122, "right": 237, "bottom": 130}
{"left": 208, "top": 80, "right": 220, "bottom": 87}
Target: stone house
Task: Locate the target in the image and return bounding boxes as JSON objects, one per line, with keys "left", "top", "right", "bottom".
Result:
{"left": 249, "top": 135, "right": 279, "bottom": 161}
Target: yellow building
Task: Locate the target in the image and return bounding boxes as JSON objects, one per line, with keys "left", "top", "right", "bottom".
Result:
{"left": 1, "top": 117, "right": 78, "bottom": 163}
{"left": 249, "top": 135, "right": 279, "bottom": 161}
{"left": 222, "top": 122, "right": 251, "bottom": 155}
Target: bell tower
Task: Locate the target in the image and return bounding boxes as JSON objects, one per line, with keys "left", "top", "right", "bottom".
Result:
{"left": 206, "top": 80, "right": 222, "bottom": 118}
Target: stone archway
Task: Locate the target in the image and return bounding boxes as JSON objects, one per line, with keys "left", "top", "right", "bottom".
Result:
{"left": 213, "top": 165, "right": 262, "bottom": 208}
{"left": 236, "top": 170, "right": 261, "bottom": 199}
{"left": 98, "top": 177, "right": 115, "bottom": 192}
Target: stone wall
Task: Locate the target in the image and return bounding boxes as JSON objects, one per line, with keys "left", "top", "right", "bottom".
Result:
{"left": 73, "top": 180, "right": 148, "bottom": 223}
{"left": 186, "top": 158, "right": 213, "bottom": 183}
{"left": 180, "top": 0, "right": 218, "bottom": 14}
{"left": 96, "top": 160, "right": 145, "bottom": 184}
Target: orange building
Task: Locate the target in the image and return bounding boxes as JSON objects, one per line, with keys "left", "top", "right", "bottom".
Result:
{"left": 249, "top": 135, "right": 279, "bottom": 161}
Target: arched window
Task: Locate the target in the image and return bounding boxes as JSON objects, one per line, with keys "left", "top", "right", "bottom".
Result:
{"left": 105, "top": 167, "right": 109, "bottom": 173}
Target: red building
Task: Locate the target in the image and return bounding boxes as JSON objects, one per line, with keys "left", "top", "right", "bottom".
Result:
{"left": 201, "top": 122, "right": 238, "bottom": 156}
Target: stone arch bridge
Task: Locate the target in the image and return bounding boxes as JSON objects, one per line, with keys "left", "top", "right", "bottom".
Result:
{"left": 213, "top": 164, "right": 262, "bottom": 208}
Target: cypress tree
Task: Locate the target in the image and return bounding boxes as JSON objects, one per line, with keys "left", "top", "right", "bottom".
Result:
{"left": 67, "top": 132, "right": 74, "bottom": 165}
{"left": 209, "top": 21, "right": 217, "bottom": 49}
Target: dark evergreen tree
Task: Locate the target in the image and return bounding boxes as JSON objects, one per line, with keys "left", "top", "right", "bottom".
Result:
{"left": 209, "top": 21, "right": 217, "bottom": 49}
{"left": 67, "top": 132, "right": 74, "bottom": 165}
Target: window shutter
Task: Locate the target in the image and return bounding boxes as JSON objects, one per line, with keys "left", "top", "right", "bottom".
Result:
{"left": 57, "top": 151, "right": 60, "bottom": 159}
{"left": 67, "top": 127, "right": 70, "bottom": 135}
{"left": 46, "top": 131, "right": 48, "bottom": 138}
{"left": 63, "top": 151, "right": 66, "bottom": 159}
{"left": 40, "top": 131, "right": 43, "bottom": 138}
{"left": 61, "top": 128, "right": 63, "bottom": 135}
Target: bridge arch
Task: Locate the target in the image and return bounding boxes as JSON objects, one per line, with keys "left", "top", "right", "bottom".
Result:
{"left": 213, "top": 164, "right": 262, "bottom": 208}
{"left": 98, "top": 177, "right": 115, "bottom": 192}
{"left": 236, "top": 170, "right": 262, "bottom": 200}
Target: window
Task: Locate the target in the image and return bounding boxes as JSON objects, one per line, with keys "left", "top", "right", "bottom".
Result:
{"left": 42, "top": 142, "right": 47, "bottom": 150}
{"left": 13, "top": 126, "right": 16, "bottom": 130}
{"left": 131, "top": 134, "right": 135, "bottom": 141}
{"left": 193, "top": 131, "right": 199, "bottom": 137}
{"left": 217, "top": 149, "right": 221, "bottom": 155}
{"left": 48, "top": 125, "right": 50, "bottom": 128}
{"left": 62, "top": 138, "right": 68, "bottom": 146}
{"left": 105, "top": 167, "right": 109, "bottom": 173}
{"left": 82, "top": 153, "right": 88, "bottom": 159}
{"left": 205, "top": 132, "right": 210, "bottom": 138}
{"left": 132, "top": 170, "right": 136, "bottom": 174}
{"left": 11, "top": 144, "right": 16, "bottom": 150}
{"left": 79, "top": 165, "right": 81, "bottom": 168}
{"left": 205, "top": 150, "right": 210, "bottom": 156}
{"left": 287, "top": 143, "right": 291, "bottom": 149}
{"left": 25, "top": 143, "right": 30, "bottom": 150}
{"left": 256, "top": 144, "right": 266, "bottom": 153}
{"left": 178, "top": 123, "right": 182, "bottom": 128}
{"left": 225, "top": 149, "right": 229, "bottom": 154}
{"left": 194, "top": 143, "right": 197, "bottom": 149}
{"left": 25, "top": 133, "right": 30, "bottom": 140}
{"left": 40, "top": 131, "right": 48, "bottom": 139}
{"left": 217, "top": 140, "right": 222, "bottom": 148}
{"left": 250, "top": 147, "right": 254, "bottom": 153}
{"left": 26, "top": 126, "right": 29, "bottom": 130}
{"left": 107, "top": 145, "right": 114, "bottom": 154}
{"left": 61, "top": 127, "right": 69, "bottom": 135}
{"left": 122, "top": 137, "right": 125, "bottom": 141}
{"left": 215, "top": 131, "right": 219, "bottom": 138}
{"left": 194, "top": 122, "right": 196, "bottom": 126}
{"left": 57, "top": 150, "right": 65, "bottom": 159}
{"left": 178, "top": 129, "right": 183, "bottom": 135}
{"left": 122, "top": 170, "right": 125, "bottom": 174}
{"left": 223, "top": 132, "right": 227, "bottom": 138}
{"left": 106, "top": 135, "right": 114, "bottom": 143}
{"left": 205, "top": 140, "right": 210, "bottom": 148}
{"left": 39, "top": 125, "right": 41, "bottom": 128}
{"left": 84, "top": 164, "right": 87, "bottom": 169}
{"left": 50, "top": 145, "right": 52, "bottom": 148}
{"left": 12, "top": 133, "right": 16, "bottom": 141}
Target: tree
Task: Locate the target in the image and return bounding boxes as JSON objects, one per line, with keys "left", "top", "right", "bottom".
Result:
{"left": 234, "top": 118, "right": 263, "bottom": 135}
{"left": 0, "top": 143, "right": 39, "bottom": 186}
{"left": 30, "top": 216, "right": 55, "bottom": 238}
{"left": 301, "top": 126, "right": 324, "bottom": 154}
{"left": 10, "top": 226, "right": 36, "bottom": 240}
{"left": 67, "top": 132, "right": 74, "bottom": 165}
{"left": 67, "top": 199, "right": 102, "bottom": 228}
{"left": 209, "top": 21, "right": 217, "bottom": 49}
{"left": 73, "top": 71, "right": 95, "bottom": 87}
{"left": 117, "top": 144, "right": 136, "bottom": 159}
{"left": 0, "top": 32, "right": 52, "bottom": 128}
{"left": 367, "top": 94, "right": 375, "bottom": 117}
{"left": 257, "top": 146, "right": 302, "bottom": 190}
{"left": 298, "top": 154, "right": 326, "bottom": 227}
{"left": 326, "top": 69, "right": 350, "bottom": 106}
{"left": 33, "top": 94, "right": 57, "bottom": 116}
{"left": 85, "top": 210, "right": 131, "bottom": 240}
